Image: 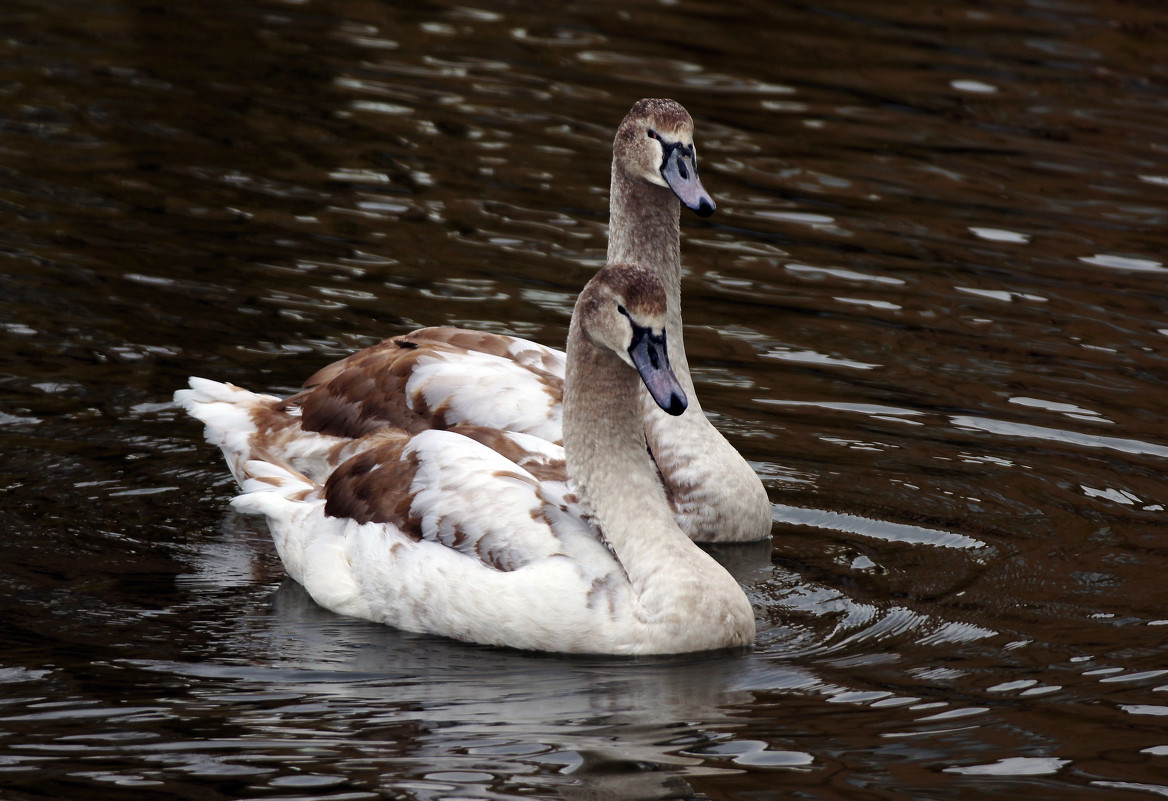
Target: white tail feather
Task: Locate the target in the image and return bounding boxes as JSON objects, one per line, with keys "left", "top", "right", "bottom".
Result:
{"left": 174, "top": 378, "right": 273, "bottom": 445}
{"left": 174, "top": 377, "right": 283, "bottom": 484}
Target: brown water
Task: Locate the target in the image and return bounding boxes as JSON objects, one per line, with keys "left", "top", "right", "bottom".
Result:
{"left": 2, "top": 0, "right": 1167, "bottom": 798}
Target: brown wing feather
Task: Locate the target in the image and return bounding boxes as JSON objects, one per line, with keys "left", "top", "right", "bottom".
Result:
{"left": 293, "top": 336, "right": 440, "bottom": 438}
{"left": 322, "top": 430, "right": 422, "bottom": 535}
{"left": 446, "top": 424, "right": 567, "bottom": 483}
{"left": 405, "top": 327, "right": 565, "bottom": 381}
{"left": 322, "top": 425, "right": 563, "bottom": 573}
{"left": 290, "top": 327, "right": 564, "bottom": 441}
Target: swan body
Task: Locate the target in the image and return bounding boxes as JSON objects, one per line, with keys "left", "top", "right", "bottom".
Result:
{"left": 236, "top": 98, "right": 771, "bottom": 543}
{"left": 177, "top": 263, "right": 756, "bottom": 655}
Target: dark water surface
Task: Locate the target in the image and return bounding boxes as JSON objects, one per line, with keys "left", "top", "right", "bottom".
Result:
{"left": 3, "top": 0, "right": 1168, "bottom": 798}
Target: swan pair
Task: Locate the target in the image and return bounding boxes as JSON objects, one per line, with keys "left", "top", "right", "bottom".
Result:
{"left": 177, "top": 99, "right": 767, "bottom": 654}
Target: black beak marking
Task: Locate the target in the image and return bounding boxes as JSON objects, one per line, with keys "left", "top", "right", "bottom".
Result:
{"left": 658, "top": 138, "right": 715, "bottom": 218}
{"left": 625, "top": 319, "right": 688, "bottom": 417}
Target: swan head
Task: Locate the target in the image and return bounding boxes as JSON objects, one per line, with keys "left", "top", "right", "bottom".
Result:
{"left": 577, "top": 262, "right": 688, "bottom": 416}
{"left": 614, "top": 98, "right": 715, "bottom": 218}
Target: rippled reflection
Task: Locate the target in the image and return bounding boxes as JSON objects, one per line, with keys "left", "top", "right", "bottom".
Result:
{"left": 3, "top": 0, "right": 1168, "bottom": 798}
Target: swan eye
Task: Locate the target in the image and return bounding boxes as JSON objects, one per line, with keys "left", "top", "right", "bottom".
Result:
{"left": 617, "top": 304, "right": 628, "bottom": 317}
{"left": 646, "top": 129, "right": 659, "bottom": 140}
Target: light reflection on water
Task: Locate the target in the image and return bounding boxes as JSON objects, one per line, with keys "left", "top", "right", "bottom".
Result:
{"left": 2, "top": 0, "right": 1168, "bottom": 798}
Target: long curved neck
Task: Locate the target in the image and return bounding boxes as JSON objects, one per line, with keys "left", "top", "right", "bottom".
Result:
{"left": 607, "top": 164, "right": 683, "bottom": 330}
{"left": 607, "top": 160, "right": 699, "bottom": 408}
{"left": 563, "top": 324, "right": 687, "bottom": 581}
{"left": 562, "top": 312, "right": 756, "bottom": 648}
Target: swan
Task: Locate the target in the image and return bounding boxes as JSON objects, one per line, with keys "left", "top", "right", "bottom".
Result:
{"left": 231, "top": 98, "right": 771, "bottom": 543}
{"left": 176, "top": 262, "right": 756, "bottom": 654}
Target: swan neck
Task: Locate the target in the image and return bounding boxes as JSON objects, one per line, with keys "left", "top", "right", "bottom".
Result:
{"left": 607, "top": 157, "right": 697, "bottom": 406}
{"left": 607, "top": 164, "right": 682, "bottom": 310}
{"left": 563, "top": 325, "right": 679, "bottom": 557}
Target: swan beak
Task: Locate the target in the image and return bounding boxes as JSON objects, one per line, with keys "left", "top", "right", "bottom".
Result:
{"left": 629, "top": 327, "right": 688, "bottom": 416}
{"left": 661, "top": 143, "right": 715, "bottom": 218}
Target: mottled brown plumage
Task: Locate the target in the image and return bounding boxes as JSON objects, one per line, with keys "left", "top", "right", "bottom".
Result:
{"left": 195, "top": 98, "right": 770, "bottom": 545}
{"left": 322, "top": 430, "right": 421, "bottom": 533}
{"left": 289, "top": 328, "right": 563, "bottom": 441}
{"left": 446, "top": 424, "right": 566, "bottom": 483}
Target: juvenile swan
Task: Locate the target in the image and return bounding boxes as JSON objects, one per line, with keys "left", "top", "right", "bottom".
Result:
{"left": 218, "top": 99, "right": 771, "bottom": 543}
{"left": 176, "top": 262, "right": 756, "bottom": 655}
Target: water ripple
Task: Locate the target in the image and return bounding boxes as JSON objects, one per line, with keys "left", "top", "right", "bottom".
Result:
{"left": 771, "top": 504, "right": 986, "bottom": 550}
{"left": 951, "top": 416, "right": 1168, "bottom": 460}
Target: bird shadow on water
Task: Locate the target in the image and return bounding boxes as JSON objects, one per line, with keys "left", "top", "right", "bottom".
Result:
{"left": 156, "top": 506, "right": 1014, "bottom": 800}
{"left": 160, "top": 511, "right": 844, "bottom": 799}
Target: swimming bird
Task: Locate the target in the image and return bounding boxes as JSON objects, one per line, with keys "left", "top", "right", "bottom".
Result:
{"left": 176, "top": 262, "right": 756, "bottom": 654}
{"left": 236, "top": 98, "right": 772, "bottom": 543}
